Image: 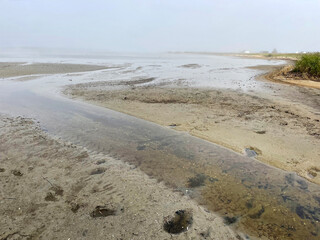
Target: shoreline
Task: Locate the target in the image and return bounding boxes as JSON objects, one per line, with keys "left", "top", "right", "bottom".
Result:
{"left": 1, "top": 60, "right": 319, "bottom": 187}
{"left": 65, "top": 79, "right": 320, "bottom": 185}
{"left": 178, "top": 52, "right": 320, "bottom": 89}
{"left": 262, "top": 65, "right": 320, "bottom": 89}
{"left": 233, "top": 53, "right": 299, "bottom": 61}
{"left": 235, "top": 54, "right": 320, "bottom": 89}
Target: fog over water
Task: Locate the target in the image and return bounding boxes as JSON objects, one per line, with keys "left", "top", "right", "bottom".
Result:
{"left": 1, "top": 0, "right": 320, "bottom": 53}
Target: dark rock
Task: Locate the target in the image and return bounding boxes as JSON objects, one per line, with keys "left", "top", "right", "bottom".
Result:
{"left": 223, "top": 216, "right": 238, "bottom": 225}
{"left": 90, "top": 168, "right": 106, "bottom": 175}
{"left": 163, "top": 209, "right": 193, "bottom": 234}
{"left": 188, "top": 174, "right": 206, "bottom": 188}
{"left": 255, "top": 130, "right": 266, "bottom": 134}
{"left": 295, "top": 206, "right": 307, "bottom": 219}
{"left": 249, "top": 206, "right": 265, "bottom": 219}
{"left": 51, "top": 186, "right": 64, "bottom": 196}
{"left": 45, "top": 192, "right": 57, "bottom": 202}
{"left": 96, "top": 160, "right": 106, "bottom": 165}
{"left": 11, "top": 170, "right": 23, "bottom": 176}
{"left": 71, "top": 203, "right": 80, "bottom": 213}
{"left": 90, "top": 206, "right": 116, "bottom": 218}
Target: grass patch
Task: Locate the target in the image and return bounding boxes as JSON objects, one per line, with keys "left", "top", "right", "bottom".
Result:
{"left": 293, "top": 53, "right": 320, "bottom": 78}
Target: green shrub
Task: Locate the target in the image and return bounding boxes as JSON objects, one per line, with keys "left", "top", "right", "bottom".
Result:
{"left": 294, "top": 53, "right": 320, "bottom": 78}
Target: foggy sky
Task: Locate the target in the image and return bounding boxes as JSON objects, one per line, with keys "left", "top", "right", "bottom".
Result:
{"left": 1, "top": 0, "right": 320, "bottom": 53}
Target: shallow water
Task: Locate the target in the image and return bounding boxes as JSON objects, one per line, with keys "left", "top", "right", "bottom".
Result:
{"left": 1, "top": 52, "right": 285, "bottom": 91}
{"left": 0, "top": 54, "right": 320, "bottom": 239}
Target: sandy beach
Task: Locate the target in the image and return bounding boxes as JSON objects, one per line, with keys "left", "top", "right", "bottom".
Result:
{"left": 65, "top": 77, "right": 320, "bottom": 185}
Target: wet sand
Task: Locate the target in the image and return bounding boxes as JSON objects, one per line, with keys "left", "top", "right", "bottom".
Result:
{"left": 1, "top": 59, "right": 320, "bottom": 239}
{"left": 0, "top": 62, "right": 111, "bottom": 79}
{"left": 65, "top": 82, "right": 320, "bottom": 186}
{"left": 0, "top": 115, "right": 239, "bottom": 239}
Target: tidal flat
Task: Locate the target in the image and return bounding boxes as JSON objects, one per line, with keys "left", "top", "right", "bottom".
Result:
{"left": 1, "top": 54, "right": 320, "bottom": 239}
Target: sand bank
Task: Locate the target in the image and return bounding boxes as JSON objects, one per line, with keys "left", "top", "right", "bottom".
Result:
{"left": 0, "top": 115, "right": 240, "bottom": 239}
{"left": 235, "top": 54, "right": 320, "bottom": 89}
{"left": 263, "top": 65, "right": 320, "bottom": 89}
{"left": 65, "top": 83, "right": 320, "bottom": 185}
{"left": 0, "top": 62, "right": 111, "bottom": 79}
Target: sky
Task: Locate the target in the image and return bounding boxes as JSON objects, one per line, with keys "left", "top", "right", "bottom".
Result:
{"left": 1, "top": 0, "right": 320, "bottom": 53}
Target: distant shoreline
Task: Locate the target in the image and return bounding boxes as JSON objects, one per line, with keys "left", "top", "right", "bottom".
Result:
{"left": 169, "top": 51, "right": 301, "bottom": 61}
{"left": 234, "top": 53, "right": 320, "bottom": 89}
{"left": 174, "top": 51, "right": 320, "bottom": 88}
{"left": 232, "top": 53, "right": 300, "bottom": 61}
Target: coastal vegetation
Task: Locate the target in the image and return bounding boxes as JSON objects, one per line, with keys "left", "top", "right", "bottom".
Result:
{"left": 293, "top": 53, "right": 320, "bottom": 78}
{"left": 243, "top": 52, "right": 320, "bottom": 83}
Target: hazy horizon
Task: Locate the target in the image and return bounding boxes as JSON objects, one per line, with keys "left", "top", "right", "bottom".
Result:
{"left": 1, "top": 0, "right": 320, "bottom": 53}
